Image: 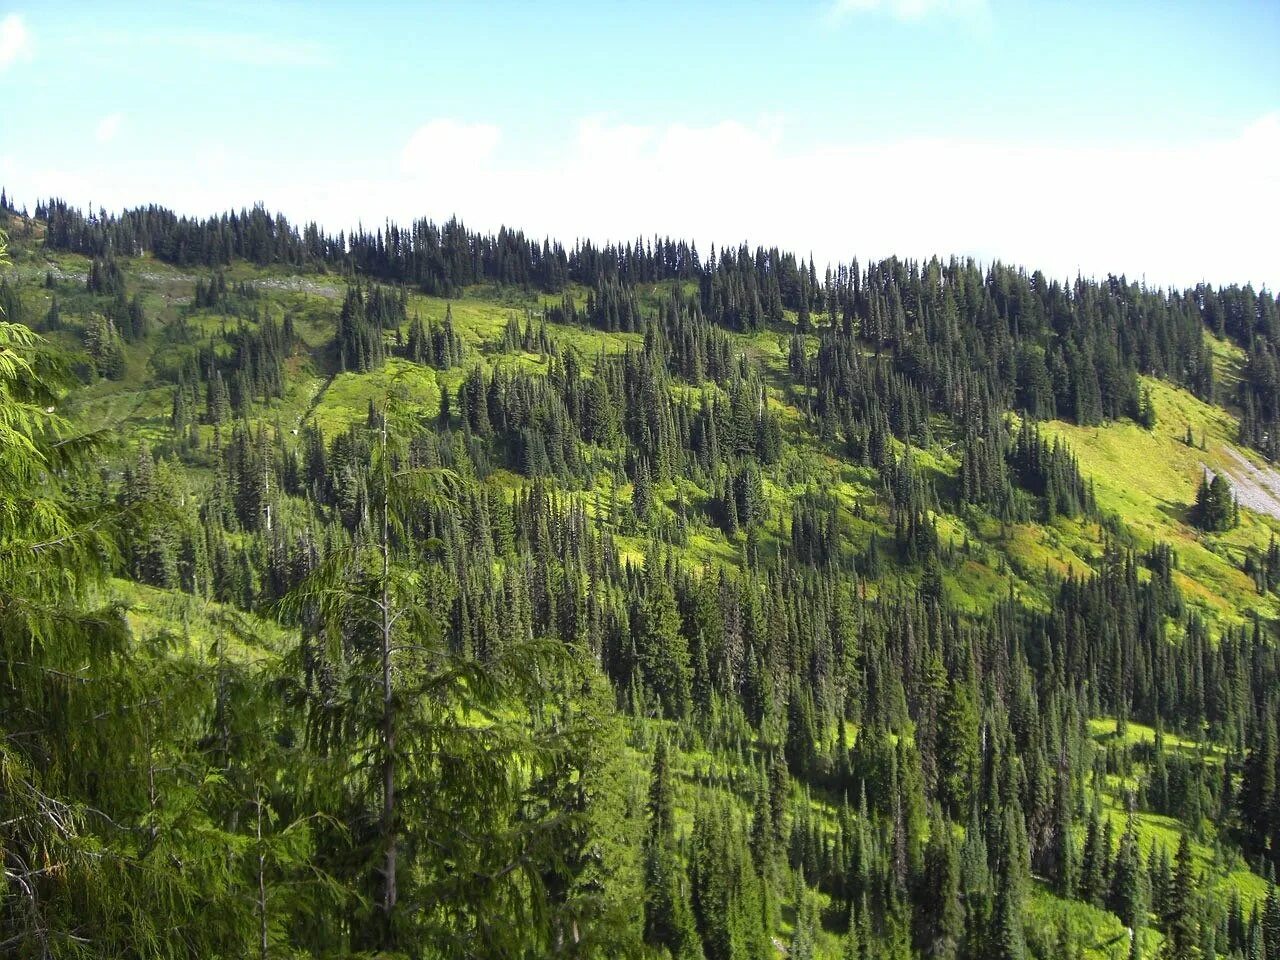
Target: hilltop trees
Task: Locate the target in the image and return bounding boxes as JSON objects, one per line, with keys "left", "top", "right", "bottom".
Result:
{"left": 31, "top": 193, "right": 1263, "bottom": 442}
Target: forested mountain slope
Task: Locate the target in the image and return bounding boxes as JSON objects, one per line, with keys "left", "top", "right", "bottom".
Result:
{"left": 4, "top": 195, "right": 1280, "bottom": 959}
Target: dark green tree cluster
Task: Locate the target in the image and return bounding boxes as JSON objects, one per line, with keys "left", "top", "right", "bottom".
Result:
{"left": 336, "top": 283, "right": 404, "bottom": 371}
{"left": 86, "top": 252, "right": 126, "bottom": 297}
{"left": 402, "top": 303, "right": 463, "bottom": 367}
{"left": 83, "top": 310, "right": 126, "bottom": 378}
{"left": 30, "top": 193, "right": 1251, "bottom": 446}
{"left": 1193, "top": 471, "right": 1239, "bottom": 532}
{"left": 1245, "top": 535, "right": 1280, "bottom": 595}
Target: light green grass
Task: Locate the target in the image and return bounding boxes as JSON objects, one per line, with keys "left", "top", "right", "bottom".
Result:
{"left": 116, "top": 579, "right": 290, "bottom": 663}
{"left": 310, "top": 358, "right": 440, "bottom": 435}
{"left": 1046, "top": 377, "right": 1280, "bottom": 626}
{"left": 1026, "top": 886, "right": 1133, "bottom": 960}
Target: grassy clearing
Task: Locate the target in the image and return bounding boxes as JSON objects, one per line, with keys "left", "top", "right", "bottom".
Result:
{"left": 1087, "top": 717, "right": 1204, "bottom": 752}
{"left": 116, "top": 579, "right": 290, "bottom": 662}
{"left": 1046, "top": 376, "right": 1280, "bottom": 627}
{"left": 310, "top": 358, "right": 440, "bottom": 435}
{"left": 1208, "top": 334, "right": 1247, "bottom": 397}
{"left": 1026, "top": 887, "right": 1133, "bottom": 960}
{"left": 1086, "top": 717, "right": 1268, "bottom": 908}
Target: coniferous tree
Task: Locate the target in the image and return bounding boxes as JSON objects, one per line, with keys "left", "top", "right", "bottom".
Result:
{"left": 1162, "top": 833, "right": 1199, "bottom": 960}
{"left": 1193, "top": 471, "right": 1237, "bottom": 532}
{"left": 643, "top": 737, "right": 701, "bottom": 959}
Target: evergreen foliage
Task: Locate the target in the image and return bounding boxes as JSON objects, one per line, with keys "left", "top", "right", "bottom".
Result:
{"left": 2, "top": 194, "right": 1277, "bottom": 958}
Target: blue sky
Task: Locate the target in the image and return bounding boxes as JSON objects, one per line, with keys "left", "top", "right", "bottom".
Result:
{"left": 1, "top": 1, "right": 1277, "bottom": 287}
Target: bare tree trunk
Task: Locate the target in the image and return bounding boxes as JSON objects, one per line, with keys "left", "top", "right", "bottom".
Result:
{"left": 147, "top": 732, "right": 158, "bottom": 846}
{"left": 380, "top": 415, "right": 397, "bottom": 927}
{"left": 257, "top": 787, "right": 268, "bottom": 960}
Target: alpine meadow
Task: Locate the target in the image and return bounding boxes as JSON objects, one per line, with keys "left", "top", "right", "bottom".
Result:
{"left": 3, "top": 3, "right": 1280, "bottom": 959}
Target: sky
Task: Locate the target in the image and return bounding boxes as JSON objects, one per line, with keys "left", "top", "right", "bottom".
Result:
{"left": 0, "top": 1, "right": 1277, "bottom": 289}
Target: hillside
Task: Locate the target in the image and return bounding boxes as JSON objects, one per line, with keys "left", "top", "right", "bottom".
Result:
{"left": 4, "top": 200, "right": 1280, "bottom": 960}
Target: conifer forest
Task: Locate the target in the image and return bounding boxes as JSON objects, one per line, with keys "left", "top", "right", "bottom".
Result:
{"left": 3, "top": 191, "right": 1280, "bottom": 960}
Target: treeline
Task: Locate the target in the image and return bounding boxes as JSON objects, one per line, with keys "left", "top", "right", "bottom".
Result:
{"left": 26, "top": 194, "right": 1280, "bottom": 447}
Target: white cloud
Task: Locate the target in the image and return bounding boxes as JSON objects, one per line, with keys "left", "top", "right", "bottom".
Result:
{"left": 400, "top": 119, "right": 502, "bottom": 180}
{"left": 0, "top": 14, "right": 33, "bottom": 69}
{"left": 6, "top": 113, "right": 1279, "bottom": 289}
{"left": 349, "top": 113, "right": 1277, "bottom": 289}
{"left": 827, "top": 0, "right": 988, "bottom": 22}
{"left": 95, "top": 113, "right": 123, "bottom": 144}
